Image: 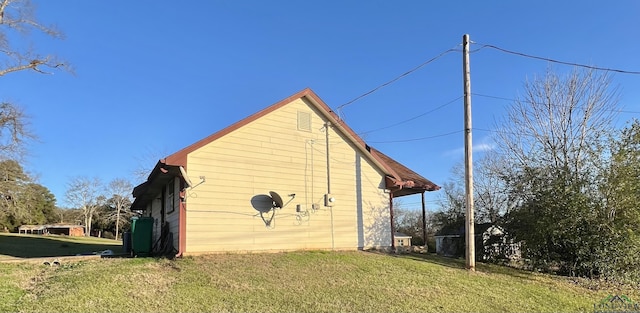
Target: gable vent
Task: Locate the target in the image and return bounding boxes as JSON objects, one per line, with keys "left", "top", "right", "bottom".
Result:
{"left": 297, "top": 111, "right": 311, "bottom": 132}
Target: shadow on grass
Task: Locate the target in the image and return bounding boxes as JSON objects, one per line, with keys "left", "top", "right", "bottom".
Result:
{"left": 389, "top": 252, "right": 466, "bottom": 270}
{"left": 0, "top": 233, "right": 123, "bottom": 259}
{"left": 391, "top": 252, "right": 541, "bottom": 281}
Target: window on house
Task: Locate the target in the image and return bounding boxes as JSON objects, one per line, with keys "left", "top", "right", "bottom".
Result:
{"left": 166, "top": 179, "right": 175, "bottom": 214}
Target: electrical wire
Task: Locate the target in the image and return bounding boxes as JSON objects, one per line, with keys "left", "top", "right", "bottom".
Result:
{"left": 358, "top": 95, "right": 462, "bottom": 135}
{"left": 335, "top": 46, "right": 459, "bottom": 112}
{"left": 366, "top": 130, "right": 463, "bottom": 144}
{"left": 475, "top": 43, "right": 640, "bottom": 75}
{"left": 474, "top": 127, "right": 502, "bottom": 134}
{"left": 474, "top": 127, "right": 594, "bottom": 139}
{"left": 399, "top": 200, "right": 441, "bottom": 205}
{"left": 473, "top": 93, "right": 640, "bottom": 114}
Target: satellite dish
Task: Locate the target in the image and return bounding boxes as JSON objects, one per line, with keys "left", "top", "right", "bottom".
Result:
{"left": 250, "top": 195, "right": 273, "bottom": 213}
{"left": 269, "top": 191, "right": 284, "bottom": 209}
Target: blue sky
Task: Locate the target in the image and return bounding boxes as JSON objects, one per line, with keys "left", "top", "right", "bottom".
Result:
{"left": 2, "top": 1, "right": 639, "bottom": 210}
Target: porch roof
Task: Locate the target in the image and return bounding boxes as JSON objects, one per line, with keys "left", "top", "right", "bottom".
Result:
{"left": 369, "top": 146, "right": 440, "bottom": 197}
{"left": 131, "top": 163, "right": 188, "bottom": 210}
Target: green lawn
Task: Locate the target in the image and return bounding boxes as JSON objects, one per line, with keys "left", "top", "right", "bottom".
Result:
{"left": 1, "top": 246, "right": 636, "bottom": 313}
{"left": 0, "top": 233, "right": 123, "bottom": 260}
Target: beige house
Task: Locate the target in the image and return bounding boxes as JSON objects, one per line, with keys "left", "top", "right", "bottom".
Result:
{"left": 131, "top": 89, "right": 439, "bottom": 256}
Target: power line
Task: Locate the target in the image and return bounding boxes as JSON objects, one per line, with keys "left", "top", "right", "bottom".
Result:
{"left": 359, "top": 95, "right": 462, "bottom": 135}
{"left": 474, "top": 127, "right": 591, "bottom": 139}
{"left": 475, "top": 43, "right": 640, "bottom": 75}
{"left": 399, "top": 200, "right": 440, "bottom": 205}
{"left": 472, "top": 93, "right": 513, "bottom": 102}
{"left": 336, "top": 46, "right": 459, "bottom": 112}
{"left": 473, "top": 92, "right": 640, "bottom": 114}
{"left": 367, "top": 130, "right": 463, "bottom": 144}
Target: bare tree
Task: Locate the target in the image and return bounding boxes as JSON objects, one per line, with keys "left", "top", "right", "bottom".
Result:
{"left": 106, "top": 178, "right": 132, "bottom": 241}
{"left": 0, "top": 0, "right": 67, "bottom": 76}
{"left": 0, "top": 102, "right": 33, "bottom": 159}
{"left": 132, "top": 145, "right": 170, "bottom": 182}
{"left": 439, "top": 153, "right": 512, "bottom": 225}
{"left": 473, "top": 152, "right": 513, "bottom": 223}
{"left": 495, "top": 68, "right": 622, "bottom": 277}
{"left": 65, "top": 177, "right": 103, "bottom": 237}
{"left": 495, "top": 68, "right": 618, "bottom": 173}
{"left": 0, "top": 0, "right": 68, "bottom": 159}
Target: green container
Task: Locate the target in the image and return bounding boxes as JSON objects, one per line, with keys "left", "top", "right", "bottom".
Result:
{"left": 131, "top": 216, "right": 154, "bottom": 257}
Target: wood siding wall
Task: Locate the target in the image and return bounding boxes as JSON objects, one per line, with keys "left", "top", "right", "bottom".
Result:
{"left": 183, "top": 98, "right": 391, "bottom": 253}
{"left": 166, "top": 179, "right": 180, "bottom": 250}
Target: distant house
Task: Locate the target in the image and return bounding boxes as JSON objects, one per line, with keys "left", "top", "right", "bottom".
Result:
{"left": 131, "top": 88, "right": 440, "bottom": 256}
{"left": 18, "top": 225, "right": 46, "bottom": 235}
{"left": 46, "top": 224, "right": 85, "bottom": 237}
{"left": 18, "top": 224, "right": 85, "bottom": 236}
{"left": 482, "top": 225, "right": 521, "bottom": 261}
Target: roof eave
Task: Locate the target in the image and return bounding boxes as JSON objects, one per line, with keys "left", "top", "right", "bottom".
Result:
{"left": 131, "top": 161, "right": 188, "bottom": 210}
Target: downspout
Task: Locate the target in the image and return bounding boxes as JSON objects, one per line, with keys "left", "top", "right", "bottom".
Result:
{"left": 325, "top": 121, "right": 332, "bottom": 195}
{"left": 177, "top": 185, "right": 187, "bottom": 257}
{"left": 176, "top": 166, "right": 193, "bottom": 257}
{"left": 389, "top": 191, "right": 395, "bottom": 251}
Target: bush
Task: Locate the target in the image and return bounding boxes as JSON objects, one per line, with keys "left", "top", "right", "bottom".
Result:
{"left": 103, "top": 231, "right": 115, "bottom": 239}
{"left": 426, "top": 236, "right": 436, "bottom": 253}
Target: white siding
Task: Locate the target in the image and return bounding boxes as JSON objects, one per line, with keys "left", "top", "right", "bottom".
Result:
{"left": 146, "top": 179, "right": 181, "bottom": 252}
{"left": 183, "top": 98, "right": 391, "bottom": 253}
{"left": 149, "top": 197, "right": 161, "bottom": 248}
{"left": 165, "top": 179, "right": 180, "bottom": 251}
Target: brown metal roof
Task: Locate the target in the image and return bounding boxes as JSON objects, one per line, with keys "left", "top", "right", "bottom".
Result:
{"left": 131, "top": 163, "right": 186, "bottom": 210}
{"left": 368, "top": 146, "right": 440, "bottom": 196}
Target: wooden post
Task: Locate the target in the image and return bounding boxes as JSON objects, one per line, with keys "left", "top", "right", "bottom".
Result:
{"left": 389, "top": 192, "right": 395, "bottom": 252}
{"left": 421, "top": 191, "right": 427, "bottom": 250}
{"left": 463, "top": 33, "right": 476, "bottom": 271}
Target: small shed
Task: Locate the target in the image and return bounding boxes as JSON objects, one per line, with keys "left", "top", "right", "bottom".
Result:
{"left": 435, "top": 223, "right": 493, "bottom": 258}
{"left": 435, "top": 223, "right": 520, "bottom": 261}
{"left": 394, "top": 232, "right": 412, "bottom": 247}
{"left": 394, "top": 232, "right": 412, "bottom": 253}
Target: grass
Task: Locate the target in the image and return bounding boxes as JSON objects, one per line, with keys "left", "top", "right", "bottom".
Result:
{"left": 1, "top": 245, "right": 638, "bottom": 313}
{"left": 0, "top": 233, "right": 123, "bottom": 260}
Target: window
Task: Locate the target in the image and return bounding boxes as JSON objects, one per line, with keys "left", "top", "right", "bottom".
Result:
{"left": 166, "top": 179, "right": 175, "bottom": 214}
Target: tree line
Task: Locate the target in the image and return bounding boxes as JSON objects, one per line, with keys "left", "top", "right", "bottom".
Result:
{"left": 0, "top": 160, "right": 136, "bottom": 240}
{"left": 0, "top": 1, "right": 138, "bottom": 240}
{"left": 431, "top": 68, "right": 640, "bottom": 282}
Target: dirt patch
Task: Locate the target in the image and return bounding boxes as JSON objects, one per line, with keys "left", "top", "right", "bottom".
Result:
{"left": 20, "top": 265, "right": 58, "bottom": 301}
{"left": 124, "top": 260, "right": 179, "bottom": 301}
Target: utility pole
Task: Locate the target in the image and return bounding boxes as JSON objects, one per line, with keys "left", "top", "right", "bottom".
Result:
{"left": 463, "top": 34, "right": 475, "bottom": 271}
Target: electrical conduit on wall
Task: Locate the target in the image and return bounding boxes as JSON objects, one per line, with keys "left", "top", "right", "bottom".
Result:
{"left": 325, "top": 121, "right": 335, "bottom": 250}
